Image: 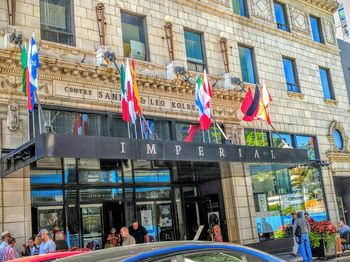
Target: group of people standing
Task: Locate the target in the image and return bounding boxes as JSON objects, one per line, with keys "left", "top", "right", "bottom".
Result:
{"left": 0, "top": 226, "right": 66, "bottom": 261}
{"left": 105, "top": 219, "right": 149, "bottom": 248}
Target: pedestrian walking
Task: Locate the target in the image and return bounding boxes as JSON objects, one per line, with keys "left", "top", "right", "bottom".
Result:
{"left": 290, "top": 211, "right": 299, "bottom": 256}
{"left": 293, "top": 212, "right": 313, "bottom": 262}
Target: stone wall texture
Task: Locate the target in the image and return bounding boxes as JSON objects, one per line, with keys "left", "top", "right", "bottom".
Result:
{"left": 0, "top": 0, "right": 348, "bottom": 246}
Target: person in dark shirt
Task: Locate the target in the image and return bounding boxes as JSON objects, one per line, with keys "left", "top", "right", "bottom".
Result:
{"left": 128, "top": 219, "right": 149, "bottom": 244}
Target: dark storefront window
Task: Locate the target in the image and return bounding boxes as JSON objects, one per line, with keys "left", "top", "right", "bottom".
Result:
{"left": 244, "top": 130, "right": 269, "bottom": 146}
{"left": 31, "top": 169, "right": 62, "bottom": 185}
{"left": 295, "top": 135, "right": 317, "bottom": 160}
{"left": 36, "top": 110, "right": 109, "bottom": 137}
{"left": 31, "top": 190, "right": 63, "bottom": 205}
{"left": 121, "top": 12, "right": 148, "bottom": 61}
{"left": 251, "top": 164, "right": 326, "bottom": 241}
{"left": 175, "top": 123, "right": 223, "bottom": 143}
{"left": 40, "top": 0, "right": 74, "bottom": 45}
{"left": 135, "top": 187, "right": 171, "bottom": 200}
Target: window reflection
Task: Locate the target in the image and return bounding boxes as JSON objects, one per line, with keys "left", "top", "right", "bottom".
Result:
{"left": 295, "top": 135, "right": 317, "bottom": 160}
{"left": 251, "top": 164, "right": 326, "bottom": 241}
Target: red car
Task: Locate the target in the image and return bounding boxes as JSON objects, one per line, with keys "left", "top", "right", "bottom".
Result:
{"left": 11, "top": 251, "right": 89, "bottom": 262}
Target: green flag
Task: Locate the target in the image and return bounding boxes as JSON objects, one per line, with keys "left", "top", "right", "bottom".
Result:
{"left": 20, "top": 46, "right": 28, "bottom": 96}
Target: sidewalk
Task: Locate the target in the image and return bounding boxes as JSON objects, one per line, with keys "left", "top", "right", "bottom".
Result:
{"left": 276, "top": 250, "right": 350, "bottom": 261}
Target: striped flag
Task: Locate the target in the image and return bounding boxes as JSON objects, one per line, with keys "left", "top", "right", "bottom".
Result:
{"left": 131, "top": 57, "right": 142, "bottom": 116}
{"left": 195, "top": 73, "right": 212, "bottom": 131}
{"left": 120, "top": 64, "right": 130, "bottom": 122}
{"left": 27, "top": 33, "right": 40, "bottom": 112}
{"left": 125, "top": 59, "right": 137, "bottom": 124}
{"left": 256, "top": 81, "right": 272, "bottom": 124}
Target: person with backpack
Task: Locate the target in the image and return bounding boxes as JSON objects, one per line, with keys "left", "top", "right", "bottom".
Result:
{"left": 293, "top": 212, "right": 313, "bottom": 262}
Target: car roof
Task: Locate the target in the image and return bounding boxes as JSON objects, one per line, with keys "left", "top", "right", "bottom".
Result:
{"left": 58, "top": 241, "right": 283, "bottom": 262}
{"left": 11, "top": 251, "right": 89, "bottom": 262}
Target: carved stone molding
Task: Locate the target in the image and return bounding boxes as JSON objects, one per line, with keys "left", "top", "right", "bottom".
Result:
{"left": 289, "top": 6, "right": 311, "bottom": 36}
{"left": 324, "top": 98, "right": 338, "bottom": 106}
{"left": 287, "top": 91, "right": 305, "bottom": 100}
{"left": 6, "top": 102, "right": 19, "bottom": 131}
{"left": 323, "top": 19, "right": 336, "bottom": 45}
{"left": 250, "top": 0, "right": 274, "bottom": 21}
{"left": 327, "top": 121, "right": 348, "bottom": 153}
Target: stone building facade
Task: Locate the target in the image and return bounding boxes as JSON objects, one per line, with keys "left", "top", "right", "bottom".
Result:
{"left": 334, "top": 0, "right": 350, "bottom": 42}
{"left": 0, "top": 0, "right": 348, "bottom": 252}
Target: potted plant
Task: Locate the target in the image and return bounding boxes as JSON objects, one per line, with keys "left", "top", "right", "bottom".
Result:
{"left": 309, "top": 220, "right": 337, "bottom": 260}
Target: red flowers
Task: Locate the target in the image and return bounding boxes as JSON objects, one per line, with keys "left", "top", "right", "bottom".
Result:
{"left": 310, "top": 220, "right": 337, "bottom": 235}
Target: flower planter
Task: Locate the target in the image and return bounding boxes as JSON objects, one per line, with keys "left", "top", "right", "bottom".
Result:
{"left": 311, "top": 238, "right": 336, "bottom": 260}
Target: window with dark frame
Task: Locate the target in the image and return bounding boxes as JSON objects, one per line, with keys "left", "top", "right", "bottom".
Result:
{"left": 232, "top": 0, "right": 247, "bottom": 17}
{"left": 273, "top": 2, "right": 289, "bottom": 32}
{"left": 40, "top": 0, "right": 74, "bottom": 46}
{"left": 121, "top": 12, "right": 148, "bottom": 61}
{"left": 310, "top": 15, "right": 324, "bottom": 43}
{"left": 184, "top": 30, "right": 206, "bottom": 72}
{"left": 238, "top": 45, "right": 257, "bottom": 84}
{"left": 282, "top": 57, "right": 300, "bottom": 93}
{"left": 319, "top": 67, "right": 335, "bottom": 100}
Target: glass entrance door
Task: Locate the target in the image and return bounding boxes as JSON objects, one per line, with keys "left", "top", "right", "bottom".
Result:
{"left": 81, "top": 204, "right": 103, "bottom": 250}
{"left": 136, "top": 201, "right": 174, "bottom": 242}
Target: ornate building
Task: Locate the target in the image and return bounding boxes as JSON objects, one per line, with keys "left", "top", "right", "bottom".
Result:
{"left": 0, "top": 0, "right": 348, "bottom": 253}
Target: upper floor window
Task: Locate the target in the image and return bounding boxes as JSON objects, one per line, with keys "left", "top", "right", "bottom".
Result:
{"left": 184, "top": 30, "right": 206, "bottom": 72}
{"left": 273, "top": 2, "right": 289, "bottom": 32}
{"left": 40, "top": 0, "right": 74, "bottom": 45}
{"left": 339, "top": 5, "right": 346, "bottom": 23}
{"left": 238, "top": 45, "right": 257, "bottom": 84}
{"left": 319, "top": 67, "right": 334, "bottom": 100}
{"left": 310, "top": 15, "right": 324, "bottom": 43}
{"left": 282, "top": 58, "right": 299, "bottom": 93}
{"left": 232, "top": 0, "right": 247, "bottom": 17}
{"left": 121, "top": 12, "right": 148, "bottom": 61}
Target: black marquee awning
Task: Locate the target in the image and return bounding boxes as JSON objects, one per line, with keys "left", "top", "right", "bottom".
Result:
{"left": 0, "top": 134, "right": 309, "bottom": 177}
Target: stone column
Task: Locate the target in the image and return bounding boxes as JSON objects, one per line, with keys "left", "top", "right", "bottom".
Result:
{"left": 220, "top": 161, "right": 259, "bottom": 244}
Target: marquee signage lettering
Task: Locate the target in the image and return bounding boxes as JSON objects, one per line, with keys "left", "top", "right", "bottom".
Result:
{"left": 36, "top": 134, "right": 308, "bottom": 164}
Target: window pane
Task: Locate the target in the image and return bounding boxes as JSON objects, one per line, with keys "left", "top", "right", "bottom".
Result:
{"left": 295, "top": 135, "right": 316, "bottom": 160}
{"left": 31, "top": 169, "right": 62, "bottom": 185}
{"left": 239, "top": 46, "right": 256, "bottom": 83}
{"left": 251, "top": 164, "right": 326, "bottom": 241}
{"left": 244, "top": 130, "right": 268, "bottom": 146}
{"left": 310, "top": 16, "right": 322, "bottom": 43}
{"left": 283, "top": 58, "right": 299, "bottom": 92}
{"left": 40, "top": 0, "right": 73, "bottom": 45}
{"left": 339, "top": 8, "right": 346, "bottom": 22}
{"left": 274, "top": 2, "right": 288, "bottom": 31}
{"left": 31, "top": 190, "right": 63, "bottom": 205}
{"left": 184, "top": 31, "right": 204, "bottom": 63}
{"left": 135, "top": 187, "right": 171, "bottom": 200}
{"left": 80, "top": 188, "right": 123, "bottom": 202}
{"left": 333, "top": 129, "right": 344, "bottom": 150}
{"left": 121, "top": 13, "right": 147, "bottom": 60}
{"left": 272, "top": 133, "right": 292, "bottom": 148}
{"left": 319, "top": 68, "right": 333, "bottom": 99}
{"left": 232, "top": 0, "right": 246, "bottom": 16}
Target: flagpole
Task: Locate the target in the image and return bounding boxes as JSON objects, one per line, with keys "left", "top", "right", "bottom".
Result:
{"left": 260, "top": 120, "right": 264, "bottom": 145}
{"left": 253, "top": 121, "right": 257, "bottom": 146}
{"left": 134, "top": 123, "right": 138, "bottom": 139}
{"left": 139, "top": 117, "right": 144, "bottom": 139}
{"left": 207, "top": 130, "right": 211, "bottom": 143}
{"left": 270, "top": 123, "right": 292, "bottom": 148}
{"left": 211, "top": 108, "right": 229, "bottom": 142}
{"left": 202, "top": 130, "right": 205, "bottom": 143}
{"left": 214, "top": 125, "right": 218, "bottom": 144}
{"left": 127, "top": 122, "right": 131, "bottom": 139}
{"left": 140, "top": 113, "right": 158, "bottom": 139}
